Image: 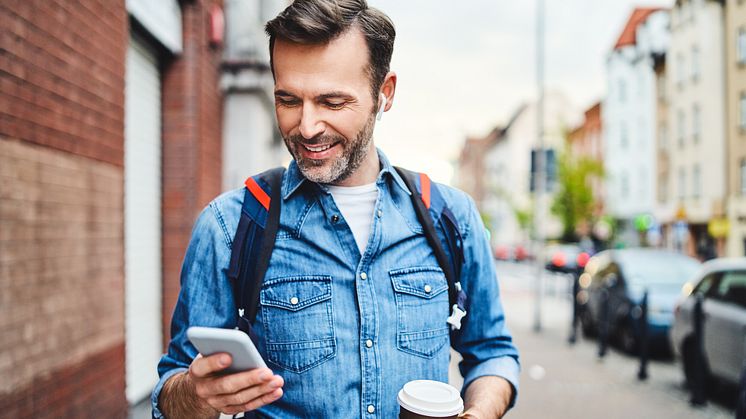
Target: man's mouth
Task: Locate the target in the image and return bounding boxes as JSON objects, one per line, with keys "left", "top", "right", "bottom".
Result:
{"left": 302, "top": 143, "right": 335, "bottom": 152}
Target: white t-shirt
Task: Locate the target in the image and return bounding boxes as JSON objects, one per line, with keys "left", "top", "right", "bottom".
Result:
{"left": 327, "top": 183, "right": 378, "bottom": 254}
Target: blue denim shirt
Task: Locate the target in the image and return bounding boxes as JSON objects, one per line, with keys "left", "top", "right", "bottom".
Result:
{"left": 152, "top": 150, "right": 520, "bottom": 418}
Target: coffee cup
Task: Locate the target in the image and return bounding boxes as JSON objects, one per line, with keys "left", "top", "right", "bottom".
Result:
{"left": 397, "top": 380, "right": 463, "bottom": 419}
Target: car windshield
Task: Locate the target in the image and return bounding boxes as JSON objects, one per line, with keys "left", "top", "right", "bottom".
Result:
{"left": 619, "top": 251, "right": 701, "bottom": 292}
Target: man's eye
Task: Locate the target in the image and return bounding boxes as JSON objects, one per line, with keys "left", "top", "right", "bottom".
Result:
{"left": 277, "top": 97, "right": 300, "bottom": 107}
{"left": 325, "top": 101, "right": 346, "bottom": 109}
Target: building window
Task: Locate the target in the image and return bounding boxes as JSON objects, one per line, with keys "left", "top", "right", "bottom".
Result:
{"left": 677, "top": 109, "right": 686, "bottom": 147}
{"left": 741, "top": 92, "right": 746, "bottom": 130}
{"left": 692, "top": 104, "right": 700, "bottom": 143}
{"left": 659, "top": 124, "right": 668, "bottom": 150}
{"left": 691, "top": 46, "right": 700, "bottom": 81}
{"left": 738, "top": 28, "right": 746, "bottom": 64}
{"left": 621, "top": 172, "right": 629, "bottom": 198}
{"left": 637, "top": 72, "right": 645, "bottom": 99}
{"left": 620, "top": 122, "right": 628, "bottom": 149}
{"left": 658, "top": 176, "right": 668, "bottom": 203}
{"left": 678, "top": 167, "right": 686, "bottom": 200}
{"left": 676, "top": 53, "right": 685, "bottom": 87}
{"left": 741, "top": 159, "right": 746, "bottom": 195}
{"left": 657, "top": 74, "right": 667, "bottom": 102}
{"left": 619, "top": 79, "right": 627, "bottom": 103}
{"left": 692, "top": 164, "right": 701, "bottom": 199}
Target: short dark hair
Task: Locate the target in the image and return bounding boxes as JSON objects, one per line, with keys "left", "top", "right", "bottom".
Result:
{"left": 265, "top": 0, "right": 396, "bottom": 101}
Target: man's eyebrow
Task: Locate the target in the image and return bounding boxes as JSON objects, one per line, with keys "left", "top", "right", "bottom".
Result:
{"left": 274, "top": 90, "right": 356, "bottom": 101}
{"left": 316, "top": 92, "right": 355, "bottom": 101}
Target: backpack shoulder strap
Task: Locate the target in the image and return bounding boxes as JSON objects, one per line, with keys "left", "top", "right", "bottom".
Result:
{"left": 394, "top": 167, "right": 468, "bottom": 330}
{"left": 226, "top": 167, "right": 285, "bottom": 335}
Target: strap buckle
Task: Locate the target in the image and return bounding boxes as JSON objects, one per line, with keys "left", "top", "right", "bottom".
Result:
{"left": 447, "top": 304, "right": 467, "bottom": 330}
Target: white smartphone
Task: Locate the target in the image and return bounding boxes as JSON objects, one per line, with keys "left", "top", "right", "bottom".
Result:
{"left": 187, "top": 326, "right": 268, "bottom": 374}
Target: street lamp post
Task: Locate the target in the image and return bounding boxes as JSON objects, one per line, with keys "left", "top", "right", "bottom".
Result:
{"left": 533, "top": 0, "right": 546, "bottom": 333}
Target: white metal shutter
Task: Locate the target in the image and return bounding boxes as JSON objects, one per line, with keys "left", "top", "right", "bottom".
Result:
{"left": 124, "top": 36, "right": 163, "bottom": 404}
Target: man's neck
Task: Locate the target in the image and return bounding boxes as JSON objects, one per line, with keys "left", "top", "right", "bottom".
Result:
{"left": 332, "top": 147, "right": 380, "bottom": 187}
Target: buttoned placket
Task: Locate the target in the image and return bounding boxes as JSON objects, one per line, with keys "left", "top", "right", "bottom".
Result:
{"left": 355, "top": 181, "right": 387, "bottom": 417}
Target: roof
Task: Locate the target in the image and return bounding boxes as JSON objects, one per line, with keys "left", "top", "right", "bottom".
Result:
{"left": 613, "top": 7, "right": 662, "bottom": 50}
{"left": 701, "top": 258, "right": 746, "bottom": 273}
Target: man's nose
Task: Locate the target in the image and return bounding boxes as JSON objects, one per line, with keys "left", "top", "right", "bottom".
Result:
{"left": 298, "top": 103, "right": 325, "bottom": 140}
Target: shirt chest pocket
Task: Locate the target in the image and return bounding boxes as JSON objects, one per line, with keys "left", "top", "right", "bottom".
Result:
{"left": 389, "top": 266, "right": 450, "bottom": 358}
{"left": 260, "top": 275, "right": 336, "bottom": 373}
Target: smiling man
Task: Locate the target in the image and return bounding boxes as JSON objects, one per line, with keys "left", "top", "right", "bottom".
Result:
{"left": 152, "top": 1, "right": 519, "bottom": 418}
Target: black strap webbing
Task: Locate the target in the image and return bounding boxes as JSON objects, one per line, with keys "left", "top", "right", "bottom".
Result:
{"left": 394, "top": 167, "right": 459, "bottom": 311}
{"left": 245, "top": 167, "right": 284, "bottom": 323}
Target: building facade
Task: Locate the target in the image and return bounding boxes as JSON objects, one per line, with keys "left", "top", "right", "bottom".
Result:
{"left": 603, "top": 8, "right": 669, "bottom": 246}
{"left": 653, "top": 52, "right": 677, "bottom": 248}
{"left": 664, "top": 0, "right": 727, "bottom": 259}
{"left": 1, "top": 0, "right": 226, "bottom": 415}
{"left": 568, "top": 101, "right": 605, "bottom": 215}
{"left": 221, "top": 0, "right": 286, "bottom": 191}
{"left": 725, "top": 0, "right": 746, "bottom": 257}
{"left": 456, "top": 130, "right": 502, "bottom": 210}
{"left": 482, "top": 92, "right": 579, "bottom": 246}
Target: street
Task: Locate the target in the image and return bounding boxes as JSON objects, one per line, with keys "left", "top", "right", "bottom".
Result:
{"left": 467, "top": 261, "right": 736, "bottom": 419}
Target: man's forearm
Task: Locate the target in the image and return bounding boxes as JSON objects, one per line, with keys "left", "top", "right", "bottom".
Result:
{"left": 159, "top": 372, "right": 219, "bottom": 419}
{"left": 461, "top": 376, "right": 514, "bottom": 419}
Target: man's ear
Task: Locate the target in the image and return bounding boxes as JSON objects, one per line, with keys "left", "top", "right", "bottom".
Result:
{"left": 379, "top": 71, "right": 397, "bottom": 113}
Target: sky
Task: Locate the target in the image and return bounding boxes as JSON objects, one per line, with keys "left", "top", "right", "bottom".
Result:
{"left": 367, "top": 0, "right": 673, "bottom": 184}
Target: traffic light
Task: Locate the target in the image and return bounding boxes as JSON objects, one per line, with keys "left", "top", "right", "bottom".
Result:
{"left": 530, "top": 148, "right": 557, "bottom": 192}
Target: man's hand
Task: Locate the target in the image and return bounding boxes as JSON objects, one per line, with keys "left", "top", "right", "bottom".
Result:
{"left": 160, "top": 353, "right": 284, "bottom": 418}
{"left": 458, "top": 376, "right": 513, "bottom": 419}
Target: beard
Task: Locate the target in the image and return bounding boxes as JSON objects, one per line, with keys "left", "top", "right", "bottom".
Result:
{"left": 283, "top": 114, "right": 375, "bottom": 184}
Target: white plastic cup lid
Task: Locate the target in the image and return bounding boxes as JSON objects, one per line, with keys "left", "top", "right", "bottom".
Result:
{"left": 397, "top": 380, "right": 464, "bottom": 417}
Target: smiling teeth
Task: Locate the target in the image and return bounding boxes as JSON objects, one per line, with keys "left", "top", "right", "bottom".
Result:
{"left": 304, "top": 144, "right": 332, "bottom": 152}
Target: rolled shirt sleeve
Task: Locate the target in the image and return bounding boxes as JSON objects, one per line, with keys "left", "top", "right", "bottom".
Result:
{"left": 151, "top": 202, "right": 238, "bottom": 418}
{"left": 449, "top": 194, "right": 520, "bottom": 407}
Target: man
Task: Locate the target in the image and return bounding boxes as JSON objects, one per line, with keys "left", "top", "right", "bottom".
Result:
{"left": 152, "top": 1, "right": 519, "bottom": 417}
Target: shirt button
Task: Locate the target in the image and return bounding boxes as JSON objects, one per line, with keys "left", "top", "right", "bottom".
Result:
{"left": 290, "top": 297, "right": 299, "bottom": 305}
{"left": 365, "top": 339, "right": 373, "bottom": 348}
{"left": 377, "top": 209, "right": 383, "bottom": 217}
{"left": 367, "top": 405, "right": 375, "bottom": 414}
{"left": 360, "top": 272, "right": 368, "bottom": 280}
{"left": 424, "top": 284, "right": 432, "bottom": 293}
{"left": 331, "top": 215, "right": 340, "bottom": 223}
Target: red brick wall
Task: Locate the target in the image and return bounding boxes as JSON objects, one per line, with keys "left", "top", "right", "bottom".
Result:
{"left": 1, "top": 0, "right": 127, "bottom": 167}
{"left": 1, "top": 0, "right": 226, "bottom": 412}
{"left": 0, "top": 343, "right": 126, "bottom": 418}
{"left": 0, "top": 1, "right": 129, "bottom": 416}
{"left": 161, "top": 0, "right": 224, "bottom": 347}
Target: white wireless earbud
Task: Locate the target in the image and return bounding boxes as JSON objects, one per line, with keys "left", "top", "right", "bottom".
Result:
{"left": 377, "top": 93, "right": 387, "bottom": 121}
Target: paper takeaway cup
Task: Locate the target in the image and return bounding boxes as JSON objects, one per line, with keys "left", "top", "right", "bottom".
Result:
{"left": 397, "top": 380, "right": 463, "bottom": 419}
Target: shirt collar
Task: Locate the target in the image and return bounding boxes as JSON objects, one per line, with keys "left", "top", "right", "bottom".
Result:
{"left": 282, "top": 148, "right": 411, "bottom": 200}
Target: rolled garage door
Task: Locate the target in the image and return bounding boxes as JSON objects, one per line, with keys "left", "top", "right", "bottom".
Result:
{"left": 124, "top": 35, "right": 163, "bottom": 405}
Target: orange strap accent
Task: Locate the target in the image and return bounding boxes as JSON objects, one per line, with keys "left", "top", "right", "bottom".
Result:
{"left": 419, "top": 173, "right": 431, "bottom": 209}
{"left": 245, "top": 177, "right": 271, "bottom": 211}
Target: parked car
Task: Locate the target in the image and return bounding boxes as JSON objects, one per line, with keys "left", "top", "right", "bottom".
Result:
{"left": 513, "top": 244, "right": 530, "bottom": 261}
{"left": 670, "top": 258, "right": 746, "bottom": 387}
{"left": 578, "top": 248, "right": 701, "bottom": 353}
{"left": 494, "top": 243, "right": 531, "bottom": 262}
{"left": 544, "top": 243, "right": 590, "bottom": 275}
{"left": 494, "top": 244, "right": 511, "bottom": 261}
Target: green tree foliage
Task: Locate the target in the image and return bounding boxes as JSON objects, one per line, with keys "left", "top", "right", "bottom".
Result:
{"left": 550, "top": 146, "right": 604, "bottom": 242}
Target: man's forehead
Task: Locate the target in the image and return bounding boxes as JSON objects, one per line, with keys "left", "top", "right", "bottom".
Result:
{"left": 272, "top": 28, "right": 370, "bottom": 94}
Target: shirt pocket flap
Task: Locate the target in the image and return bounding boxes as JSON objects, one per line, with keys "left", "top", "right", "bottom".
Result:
{"left": 389, "top": 266, "right": 448, "bottom": 299}
{"left": 260, "top": 275, "right": 332, "bottom": 311}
